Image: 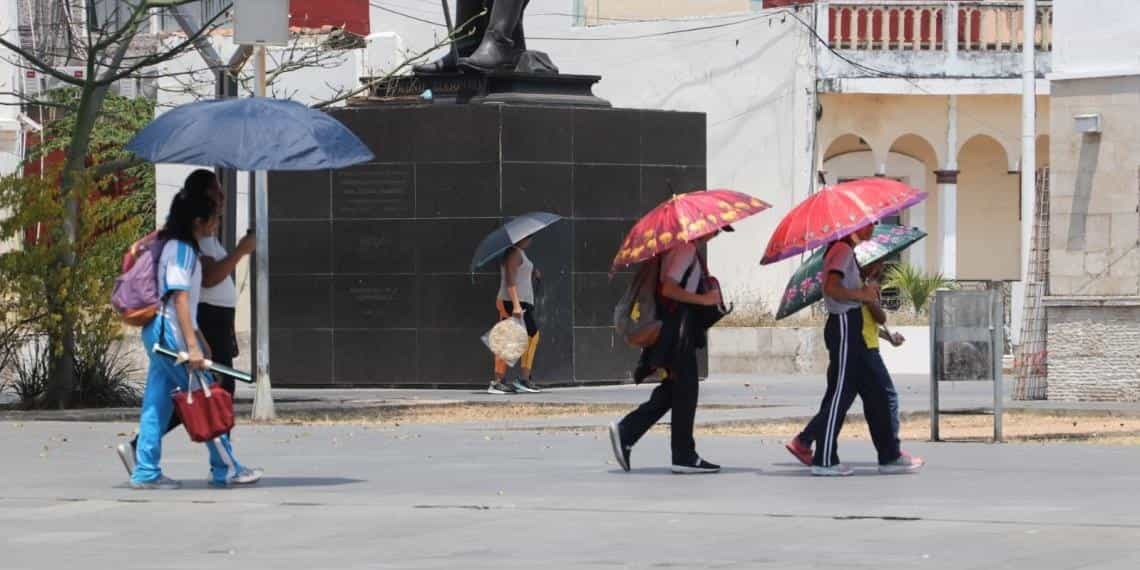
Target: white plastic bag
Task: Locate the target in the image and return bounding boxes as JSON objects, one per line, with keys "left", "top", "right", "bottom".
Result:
{"left": 481, "top": 316, "right": 529, "bottom": 366}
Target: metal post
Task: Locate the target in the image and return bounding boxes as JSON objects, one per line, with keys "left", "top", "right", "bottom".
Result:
{"left": 992, "top": 285, "right": 1004, "bottom": 443}
{"left": 440, "top": 0, "right": 459, "bottom": 64}
{"left": 214, "top": 71, "right": 239, "bottom": 253}
{"left": 929, "top": 292, "right": 940, "bottom": 442}
{"left": 251, "top": 46, "right": 275, "bottom": 421}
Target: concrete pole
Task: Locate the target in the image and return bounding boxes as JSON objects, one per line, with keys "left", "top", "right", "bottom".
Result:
{"left": 251, "top": 45, "right": 275, "bottom": 421}
{"left": 1014, "top": 0, "right": 1037, "bottom": 347}
{"left": 938, "top": 95, "right": 958, "bottom": 279}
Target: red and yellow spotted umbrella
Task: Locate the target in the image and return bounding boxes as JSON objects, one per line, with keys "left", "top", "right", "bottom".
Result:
{"left": 611, "top": 189, "right": 771, "bottom": 270}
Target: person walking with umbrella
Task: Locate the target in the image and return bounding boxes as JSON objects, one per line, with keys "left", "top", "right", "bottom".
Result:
{"left": 770, "top": 223, "right": 926, "bottom": 466}
{"left": 607, "top": 190, "right": 770, "bottom": 474}
{"left": 490, "top": 236, "right": 542, "bottom": 394}
{"left": 763, "top": 178, "right": 925, "bottom": 476}
{"left": 116, "top": 170, "right": 255, "bottom": 474}
{"left": 471, "top": 212, "right": 561, "bottom": 395}
{"left": 128, "top": 186, "right": 262, "bottom": 489}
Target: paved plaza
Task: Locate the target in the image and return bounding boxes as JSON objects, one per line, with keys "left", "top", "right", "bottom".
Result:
{"left": 3, "top": 375, "right": 1140, "bottom": 569}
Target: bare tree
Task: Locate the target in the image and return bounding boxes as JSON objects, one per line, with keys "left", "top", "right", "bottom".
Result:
{"left": 0, "top": 0, "right": 232, "bottom": 408}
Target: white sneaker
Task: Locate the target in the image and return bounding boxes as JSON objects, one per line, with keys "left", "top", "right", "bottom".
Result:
{"left": 811, "top": 464, "right": 855, "bottom": 477}
{"left": 115, "top": 442, "right": 135, "bottom": 476}
{"left": 211, "top": 467, "right": 264, "bottom": 488}
{"left": 879, "top": 453, "right": 925, "bottom": 475}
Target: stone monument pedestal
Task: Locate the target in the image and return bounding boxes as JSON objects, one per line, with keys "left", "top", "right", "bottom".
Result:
{"left": 267, "top": 103, "right": 707, "bottom": 387}
{"left": 359, "top": 71, "right": 611, "bottom": 108}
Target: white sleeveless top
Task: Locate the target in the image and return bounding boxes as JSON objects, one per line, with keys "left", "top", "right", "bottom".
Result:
{"left": 498, "top": 248, "right": 535, "bottom": 304}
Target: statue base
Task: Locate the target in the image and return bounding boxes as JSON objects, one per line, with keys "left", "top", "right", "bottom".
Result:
{"left": 356, "top": 70, "right": 611, "bottom": 108}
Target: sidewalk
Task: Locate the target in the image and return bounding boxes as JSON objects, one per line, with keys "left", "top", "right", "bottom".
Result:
{"left": 5, "top": 373, "right": 1140, "bottom": 424}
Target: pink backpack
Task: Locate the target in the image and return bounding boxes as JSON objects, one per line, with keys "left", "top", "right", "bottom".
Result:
{"left": 110, "top": 231, "right": 167, "bottom": 327}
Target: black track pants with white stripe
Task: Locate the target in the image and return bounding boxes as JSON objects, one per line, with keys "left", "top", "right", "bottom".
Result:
{"left": 808, "top": 308, "right": 900, "bottom": 467}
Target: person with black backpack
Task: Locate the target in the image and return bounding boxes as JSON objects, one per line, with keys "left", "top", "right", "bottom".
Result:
{"left": 608, "top": 230, "right": 729, "bottom": 475}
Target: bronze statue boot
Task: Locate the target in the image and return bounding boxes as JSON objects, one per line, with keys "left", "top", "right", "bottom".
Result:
{"left": 412, "top": 37, "right": 480, "bottom": 74}
{"left": 459, "top": 29, "right": 522, "bottom": 72}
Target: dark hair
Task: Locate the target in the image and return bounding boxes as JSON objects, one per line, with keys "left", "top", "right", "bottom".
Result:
{"left": 157, "top": 171, "right": 218, "bottom": 252}
{"left": 182, "top": 169, "right": 218, "bottom": 202}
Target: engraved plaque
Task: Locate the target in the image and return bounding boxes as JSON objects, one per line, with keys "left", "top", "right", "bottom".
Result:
{"left": 332, "top": 164, "right": 414, "bottom": 219}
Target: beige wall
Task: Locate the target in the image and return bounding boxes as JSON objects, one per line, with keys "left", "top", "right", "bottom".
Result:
{"left": 957, "top": 135, "right": 1021, "bottom": 280}
{"left": 819, "top": 93, "right": 1051, "bottom": 281}
{"left": 582, "top": 1, "right": 751, "bottom": 25}
{"left": 1048, "top": 75, "right": 1140, "bottom": 297}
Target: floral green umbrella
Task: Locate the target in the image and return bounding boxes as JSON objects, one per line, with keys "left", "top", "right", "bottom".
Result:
{"left": 775, "top": 224, "right": 927, "bottom": 320}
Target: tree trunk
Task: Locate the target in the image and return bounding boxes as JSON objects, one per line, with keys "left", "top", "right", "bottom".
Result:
{"left": 41, "top": 83, "right": 111, "bottom": 409}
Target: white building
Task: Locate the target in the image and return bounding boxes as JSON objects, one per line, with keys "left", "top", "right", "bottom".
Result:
{"left": 1043, "top": 0, "right": 1140, "bottom": 401}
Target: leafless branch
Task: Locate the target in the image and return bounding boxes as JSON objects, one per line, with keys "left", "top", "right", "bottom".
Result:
{"left": 311, "top": 11, "right": 486, "bottom": 110}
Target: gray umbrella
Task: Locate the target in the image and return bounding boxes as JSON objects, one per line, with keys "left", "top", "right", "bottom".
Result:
{"left": 470, "top": 212, "right": 562, "bottom": 272}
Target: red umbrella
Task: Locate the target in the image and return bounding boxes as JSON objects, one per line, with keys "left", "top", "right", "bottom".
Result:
{"left": 760, "top": 178, "right": 926, "bottom": 265}
{"left": 612, "top": 189, "right": 771, "bottom": 270}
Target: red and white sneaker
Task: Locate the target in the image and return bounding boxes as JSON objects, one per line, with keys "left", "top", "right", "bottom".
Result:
{"left": 785, "top": 437, "right": 813, "bottom": 466}
{"left": 879, "top": 452, "right": 925, "bottom": 474}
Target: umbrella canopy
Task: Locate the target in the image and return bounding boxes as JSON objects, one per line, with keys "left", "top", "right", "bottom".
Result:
{"left": 125, "top": 97, "right": 374, "bottom": 171}
{"left": 470, "top": 212, "right": 562, "bottom": 272}
{"left": 775, "top": 224, "right": 927, "bottom": 320}
{"left": 612, "top": 189, "right": 771, "bottom": 270}
{"left": 760, "top": 178, "right": 926, "bottom": 265}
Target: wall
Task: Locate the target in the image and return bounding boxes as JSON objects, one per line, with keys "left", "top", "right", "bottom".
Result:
{"left": 710, "top": 325, "right": 931, "bottom": 375}
{"left": 1047, "top": 76, "right": 1140, "bottom": 298}
{"left": 1047, "top": 305, "right": 1140, "bottom": 401}
{"left": 956, "top": 134, "right": 1020, "bottom": 280}
{"left": 266, "top": 104, "right": 706, "bottom": 387}
{"left": 0, "top": 0, "right": 23, "bottom": 254}
{"left": 1052, "top": 0, "right": 1140, "bottom": 79}
{"left": 818, "top": 93, "right": 1049, "bottom": 280}
{"left": 1044, "top": 1, "right": 1140, "bottom": 402}
{"left": 370, "top": 2, "right": 815, "bottom": 318}
{"left": 582, "top": 0, "right": 751, "bottom": 25}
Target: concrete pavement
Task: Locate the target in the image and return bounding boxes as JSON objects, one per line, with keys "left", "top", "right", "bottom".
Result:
{"left": 3, "top": 407, "right": 1140, "bottom": 568}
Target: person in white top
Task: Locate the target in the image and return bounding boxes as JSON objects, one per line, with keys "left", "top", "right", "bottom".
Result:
{"left": 189, "top": 170, "right": 255, "bottom": 394}
{"left": 488, "top": 237, "right": 543, "bottom": 395}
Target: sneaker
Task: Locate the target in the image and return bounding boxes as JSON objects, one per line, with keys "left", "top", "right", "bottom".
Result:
{"left": 129, "top": 475, "right": 182, "bottom": 490}
{"left": 608, "top": 421, "right": 631, "bottom": 472}
{"left": 879, "top": 453, "right": 925, "bottom": 475}
{"left": 671, "top": 457, "right": 721, "bottom": 474}
{"left": 784, "top": 437, "right": 813, "bottom": 466}
{"left": 810, "top": 464, "right": 855, "bottom": 477}
{"left": 115, "top": 442, "right": 136, "bottom": 476}
{"left": 513, "top": 379, "right": 542, "bottom": 393}
{"left": 487, "top": 381, "right": 516, "bottom": 395}
{"left": 210, "top": 467, "right": 264, "bottom": 488}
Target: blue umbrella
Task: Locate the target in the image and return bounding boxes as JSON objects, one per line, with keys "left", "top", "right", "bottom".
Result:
{"left": 125, "top": 97, "right": 374, "bottom": 170}
{"left": 471, "top": 212, "right": 562, "bottom": 272}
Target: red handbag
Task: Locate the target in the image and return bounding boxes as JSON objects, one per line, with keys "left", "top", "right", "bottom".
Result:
{"left": 172, "top": 370, "right": 234, "bottom": 443}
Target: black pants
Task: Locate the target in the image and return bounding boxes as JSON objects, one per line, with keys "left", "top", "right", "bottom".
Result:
{"left": 616, "top": 341, "right": 699, "bottom": 465}
{"left": 798, "top": 309, "right": 899, "bottom": 466}
{"left": 132, "top": 303, "right": 237, "bottom": 449}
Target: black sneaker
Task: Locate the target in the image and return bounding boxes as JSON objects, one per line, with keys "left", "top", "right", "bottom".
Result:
{"left": 608, "top": 421, "right": 631, "bottom": 472}
{"left": 513, "top": 379, "right": 542, "bottom": 393}
{"left": 488, "top": 381, "right": 516, "bottom": 395}
{"left": 671, "top": 457, "right": 720, "bottom": 474}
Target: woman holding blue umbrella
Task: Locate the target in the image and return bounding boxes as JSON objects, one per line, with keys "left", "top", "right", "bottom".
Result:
{"left": 471, "top": 212, "right": 561, "bottom": 395}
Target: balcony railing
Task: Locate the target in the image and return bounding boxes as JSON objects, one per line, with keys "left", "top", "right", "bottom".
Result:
{"left": 824, "top": 1, "right": 1052, "bottom": 53}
